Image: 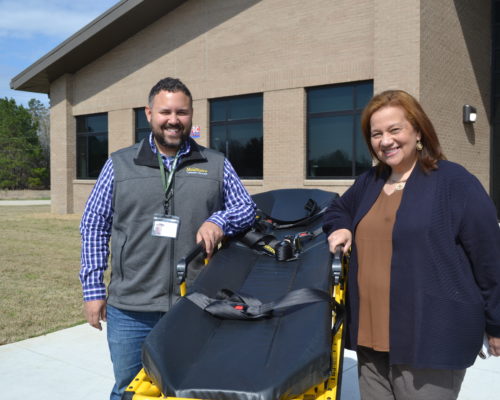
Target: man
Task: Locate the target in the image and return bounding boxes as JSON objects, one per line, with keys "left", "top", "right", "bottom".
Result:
{"left": 79, "top": 77, "right": 256, "bottom": 400}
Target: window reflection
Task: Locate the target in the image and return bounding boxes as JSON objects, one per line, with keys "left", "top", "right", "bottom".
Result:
{"left": 308, "top": 85, "right": 353, "bottom": 113}
{"left": 76, "top": 113, "right": 108, "bottom": 179}
{"left": 307, "top": 81, "right": 373, "bottom": 178}
{"left": 210, "top": 94, "right": 263, "bottom": 179}
{"left": 135, "top": 108, "right": 150, "bottom": 143}
{"left": 308, "top": 116, "right": 353, "bottom": 177}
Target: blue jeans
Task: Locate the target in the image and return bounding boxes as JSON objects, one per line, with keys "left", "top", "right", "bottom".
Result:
{"left": 106, "top": 304, "right": 165, "bottom": 400}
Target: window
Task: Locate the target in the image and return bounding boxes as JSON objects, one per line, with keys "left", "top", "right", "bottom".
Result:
{"left": 135, "top": 108, "right": 150, "bottom": 143}
{"left": 76, "top": 113, "right": 108, "bottom": 179}
{"left": 210, "top": 94, "right": 263, "bottom": 179}
{"left": 307, "top": 81, "right": 373, "bottom": 178}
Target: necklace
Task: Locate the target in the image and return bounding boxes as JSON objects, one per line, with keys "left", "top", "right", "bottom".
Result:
{"left": 388, "top": 178, "right": 407, "bottom": 191}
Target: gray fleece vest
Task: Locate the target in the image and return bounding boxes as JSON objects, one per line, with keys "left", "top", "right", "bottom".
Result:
{"left": 107, "top": 138, "right": 224, "bottom": 312}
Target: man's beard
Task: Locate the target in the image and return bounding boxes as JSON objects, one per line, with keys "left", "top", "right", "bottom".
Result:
{"left": 152, "top": 123, "right": 190, "bottom": 151}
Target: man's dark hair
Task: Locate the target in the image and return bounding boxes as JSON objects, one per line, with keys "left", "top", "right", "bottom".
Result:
{"left": 148, "top": 77, "right": 192, "bottom": 107}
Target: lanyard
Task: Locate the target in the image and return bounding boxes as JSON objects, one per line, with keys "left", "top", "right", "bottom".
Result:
{"left": 156, "top": 147, "right": 181, "bottom": 213}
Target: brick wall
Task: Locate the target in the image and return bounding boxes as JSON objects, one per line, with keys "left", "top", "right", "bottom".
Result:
{"left": 420, "top": 0, "right": 491, "bottom": 189}
{"left": 47, "top": 0, "right": 491, "bottom": 213}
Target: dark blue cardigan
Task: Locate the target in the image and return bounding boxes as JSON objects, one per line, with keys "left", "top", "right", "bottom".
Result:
{"left": 323, "top": 160, "right": 500, "bottom": 369}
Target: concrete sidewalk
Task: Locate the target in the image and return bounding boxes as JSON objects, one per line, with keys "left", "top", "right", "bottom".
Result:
{"left": 0, "top": 324, "right": 113, "bottom": 400}
{"left": 1, "top": 323, "right": 499, "bottom": 399}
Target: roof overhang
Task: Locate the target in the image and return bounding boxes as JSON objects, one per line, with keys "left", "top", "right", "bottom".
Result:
{"left": 10, "top": 0, "right": 186, "bottom": 94}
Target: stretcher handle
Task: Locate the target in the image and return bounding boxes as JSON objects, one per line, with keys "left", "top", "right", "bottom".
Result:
{"left": 331, "top": 246, "right": 343, "bottom": 285}
{"left": 176, "top": 242, "right": 205, "bottom": 285}
{"left": 331, "top": 246, "right": 347, "bottom": 334}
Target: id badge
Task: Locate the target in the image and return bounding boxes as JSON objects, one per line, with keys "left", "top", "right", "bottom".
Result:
{"left": 151, "top": 214, "right": 181, "bottom": 239}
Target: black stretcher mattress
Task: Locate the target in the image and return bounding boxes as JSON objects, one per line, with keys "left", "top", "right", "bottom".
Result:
{"left": 142, "top": 189, "right": 337, "bottom": 400}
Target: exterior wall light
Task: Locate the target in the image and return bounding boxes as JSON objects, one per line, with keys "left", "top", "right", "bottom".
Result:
{"left": 463, "top": 104, "right": 477, "bottom": 123}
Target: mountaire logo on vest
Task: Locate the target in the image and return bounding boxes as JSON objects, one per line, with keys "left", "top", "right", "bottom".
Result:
{"left": 186, "top": 167, "right": 208, "bottom": 175}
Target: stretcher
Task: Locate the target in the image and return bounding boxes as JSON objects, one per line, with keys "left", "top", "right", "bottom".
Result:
{"left": 123, "top": 189, "right": 349, "bottom": 400}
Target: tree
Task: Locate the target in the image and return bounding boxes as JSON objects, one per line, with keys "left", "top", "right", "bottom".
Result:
{"left": 28, "top": 99, "right": 50, "bottom": 159}
{"left": 0, "top": 98, "right": 49, "bottom": 189}
{"left": 28, "top": 99, "right": 50, "bottom": 187}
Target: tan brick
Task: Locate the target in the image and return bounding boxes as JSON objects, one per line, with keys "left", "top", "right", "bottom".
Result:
{"left": 47, "top": 0, "right": 492, "bottom": 212}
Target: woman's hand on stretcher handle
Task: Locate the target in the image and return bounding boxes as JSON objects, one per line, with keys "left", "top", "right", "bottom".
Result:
{"left": 327, "top": 228, "right": 352, "bottom": 254}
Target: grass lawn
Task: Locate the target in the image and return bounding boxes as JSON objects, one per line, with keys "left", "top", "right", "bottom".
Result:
{"left": 0, "top": 205, "right": 85, "bottom": 345}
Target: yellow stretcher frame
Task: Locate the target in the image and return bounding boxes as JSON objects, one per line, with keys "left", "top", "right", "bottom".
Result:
{"left": 123, "top": 250, "right": 349, "bottom": 400}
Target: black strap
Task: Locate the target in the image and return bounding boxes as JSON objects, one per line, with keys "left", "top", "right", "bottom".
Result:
{"left": 238, "top": 230, "right": 279, "bottom": 251}
{"left": 260, "top": 208, "right": 326, "bottom": 230}
{"left": 185, "top": 288, "right": 331, "bottom": 320}
{"left": 237, "top": 196, "right": 326, "bottom": 261}
{"left": 239, "top": 230, "right": 280, "bottom": 258}
{"left": 253, "top": 198, "right": 325, "bottom": 231}
{"left": 238, "top": 226, "right": 324, "bottom": 261}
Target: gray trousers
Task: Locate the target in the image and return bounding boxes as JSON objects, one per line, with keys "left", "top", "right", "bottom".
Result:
{"left": 357, "top": 346, "right": 466, "bottom": 400}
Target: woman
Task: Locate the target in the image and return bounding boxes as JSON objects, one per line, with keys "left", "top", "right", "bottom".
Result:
{"left": 323, "top": 90, "right": 500, "bottom": 400}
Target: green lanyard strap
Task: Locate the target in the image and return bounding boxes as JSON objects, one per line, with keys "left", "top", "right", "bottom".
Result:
{"left": 157, "top": 148, "right": 181, "bottom": 214}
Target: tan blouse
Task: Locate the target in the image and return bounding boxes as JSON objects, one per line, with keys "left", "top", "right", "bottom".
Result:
{"left": 355, "top": 188, "right": 403, "bottom": 351}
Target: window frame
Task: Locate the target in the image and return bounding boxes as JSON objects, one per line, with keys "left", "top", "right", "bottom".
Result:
{"left": 306, "top": 81, "right": 373, "bottom": 179}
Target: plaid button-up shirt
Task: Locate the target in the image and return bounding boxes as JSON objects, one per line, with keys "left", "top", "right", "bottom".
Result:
{"left": 79, "top": 134, "right": 256, "bottom": 301}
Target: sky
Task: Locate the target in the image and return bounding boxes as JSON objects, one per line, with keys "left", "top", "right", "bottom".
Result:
{"left": 0, "top": 0, "right": 121, "bottom": 107}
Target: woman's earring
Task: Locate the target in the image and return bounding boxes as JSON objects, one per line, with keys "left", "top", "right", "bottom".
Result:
{"left": 416, "top": 140, "right": 423, "bottom": 151}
